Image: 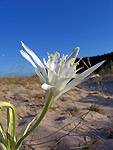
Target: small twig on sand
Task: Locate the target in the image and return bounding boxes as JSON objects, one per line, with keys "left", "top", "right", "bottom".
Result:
{"left": 48, "top": 111, "right": 90, "bottom": 150}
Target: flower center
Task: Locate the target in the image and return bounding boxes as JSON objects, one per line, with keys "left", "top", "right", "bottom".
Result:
{"left": 48, "top": 52, "right": 69, "bottom": 65}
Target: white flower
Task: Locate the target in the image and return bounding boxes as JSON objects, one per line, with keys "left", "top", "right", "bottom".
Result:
{"left": 20, "top": 41, "right": 105, "bottom": 106}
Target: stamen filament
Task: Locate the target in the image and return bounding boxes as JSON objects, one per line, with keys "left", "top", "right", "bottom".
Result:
{"left": 64, "top": 54, "right": 68, "bottom": 60}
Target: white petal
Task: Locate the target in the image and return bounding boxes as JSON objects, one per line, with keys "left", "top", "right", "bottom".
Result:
{"left": 20, "top": 50, "right": 46, "bottom": 84}
{"left": 80, "top": 74, "right": 99, "bottom": 83}
{"left": 56, "top": 76, "right": 70, "bottom": 91}
{"left": 40, "top": 68, "right": 48, "bottom": 82}
{"left": 49, "top": 61, "right": 104, "bottom": 106}
{"left": 43, "top": 58, "right": 50, "bottom": 70}
{"left": 64, "top": 60, "right": 105, "bottom": 91}
{"left": 64, "top": 67, "right": 75, "bottom": 78}
{"left": 21, "top": 41, "right": 44, "bottom": 68}
{"left": 51, "top": 74, "right": 99, "bottom": 105}
{"left": 60, "top": 66, "right": 72, "bottom": 77}
{"left": 20, "top": 50, "right": 37, "bottom": 68}
{"left": 79, "top": 61, "right": 105, "bottom": 79}
{"left": 75, "top": 67, "right": 84, "bottom": 73}
{"left": 66, "top": 47, "right": 79, "bottom": 62}
{"left": 35, "top": 68, "right": 46, "bottom": 84}
{"left": 42, "top": 83, "right": 54, "bottom": 90}
{"left": 48, "top": 68, "right": 58, "bottom": 85}
{"left": 21, "top": 41, "right": 48, "bottom": 82}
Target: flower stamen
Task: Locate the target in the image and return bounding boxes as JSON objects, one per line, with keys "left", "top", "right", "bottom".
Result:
{"left": 48, "top": 54, "right": 54, "bottom": 60}
{"left": 60, "top": 58, "right": 62, "bottom": 62}
{"left": 71, "top": 58, "right": 79, "bottom": 66}
{"left": 63, "top": 54, "right": 68, "bottom": 60}
{"left": 73, "top": 62, "right": 79, "bottom": 66}
{"left": 70, "top": 58, "right": 75, "bottom": 65}
{"left": 54, "top": 52, "right": 60, "bottom": 58}
{"left": 59, "top": 58, "right": 62, "bottom": 65}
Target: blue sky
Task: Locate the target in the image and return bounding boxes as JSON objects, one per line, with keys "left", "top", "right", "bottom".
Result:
{"left": 0, "top": 0, "right": 113, "bottom": 76}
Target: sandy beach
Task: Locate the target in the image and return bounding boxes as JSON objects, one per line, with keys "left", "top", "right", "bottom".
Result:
{"left": 0, "top": 76, "right": 113, "bottom": 150}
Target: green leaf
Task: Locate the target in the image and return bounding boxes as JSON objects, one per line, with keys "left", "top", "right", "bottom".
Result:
{"left": 0, "top": 132, "right": 7, "bottom": 149}
{"left": 7, "top": 107, "right": 13, "bottom": 150}
{"left": 0, "top": 124, "right": 7, "bottom": 145}
{"left": 0, "top": 102, "right": 17, "bottom": 140}
{"left": 0, "top": 123, "right": 5, "bottom": 139}
{"left": 0, "top": 143, "right": 7, "bottom": 150}
{"left": 16, "top": 117, "right": 35, "bottom": 149}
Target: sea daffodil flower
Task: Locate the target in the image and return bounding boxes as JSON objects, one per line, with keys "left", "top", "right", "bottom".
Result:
{"left": 0, "top": 43, "right": 105, "bottom": 150}
{"left": 20, "top": 41, "right": 105, "bottom": 107}
{"left": 16, "top": 41, "right": 105, "bottom": 148}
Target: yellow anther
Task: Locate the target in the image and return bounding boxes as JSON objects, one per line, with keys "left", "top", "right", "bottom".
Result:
{"left": 63, "top": 54, "right": 68, "bottom": 60}
{"left": 73, "top": 62, "right": 79, "bottom": 66}
{"left": 48, "top": 54, "right": 54, "bottom": 60}
{"left": 59, "top": 58, "right": 62, "bottom": 65}
{"left": 60, "top": 58, "right": 62, "bottom": 62}
{"left": 70, "top": 58, "right": 79, "bottom": 66}
{"left": 54, "top": 52, "right": 60, "bottom": 58}
{"left": 70, "top": 58, "right": 75, "bottom": 65}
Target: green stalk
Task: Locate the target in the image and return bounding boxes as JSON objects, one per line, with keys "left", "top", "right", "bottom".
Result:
{"left": 7, "top": 108, "right": 12, "bottom": 150}
{"left": 0, "top": 102, "right": 16, "bottom": 143}
{"left": 0, "top": 107, "right": 4, "bottom": 141}
{"left": 0, "top": 107, "right": 5, "bottom": 139}
{"left": 0, "top": 108, "right": 1, "bottom": 123}
{"left": 49, "top": 91, "right": 60, "bottom": 107}
{"left": 16, "top": 88, "right": 53, "bottom": 149}
{"left": 10, "top": 105, "right": 16, "bottom": 150}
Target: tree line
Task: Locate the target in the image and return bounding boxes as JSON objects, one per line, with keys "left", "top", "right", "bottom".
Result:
{"left": 76, "top": 52, "right": 113, "bottom": 74}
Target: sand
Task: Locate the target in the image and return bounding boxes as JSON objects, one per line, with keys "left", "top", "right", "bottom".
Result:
{"left": 0, "top": 76, "right": 113, "bottom": 150}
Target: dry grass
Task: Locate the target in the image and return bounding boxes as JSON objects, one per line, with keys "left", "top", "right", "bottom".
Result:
{"left": 0, "top": 75, "right": 40, "bottom": 85}
{"left": 69, "top": 138, "right": 100, "bottom": 150}
{"left": 87, "top": 105, "right": 103, "bottom": 114}
{"left": 81, "top": 138, "right": 100, "bottom": 150}
{"left": 105, "top": 127, "right": 113, "bottom": 139}
{"left": 67, "top": 106, "right": 80, "bottom": 117}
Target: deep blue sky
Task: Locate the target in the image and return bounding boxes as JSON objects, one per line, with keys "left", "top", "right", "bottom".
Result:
{"left": 0, "top": 0, "right": 113, "bottom": 76}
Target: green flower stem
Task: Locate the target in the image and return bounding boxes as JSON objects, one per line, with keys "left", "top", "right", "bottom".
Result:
{"left": 49, "top": 91, "right": 60, "bottom": 107}
{"left": 16, "top": 88, "right": 53, "bottom": 149}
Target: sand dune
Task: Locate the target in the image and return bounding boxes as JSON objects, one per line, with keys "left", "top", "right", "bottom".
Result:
{"left": 0, "top": 76, "right": 113, "bottom": 150}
